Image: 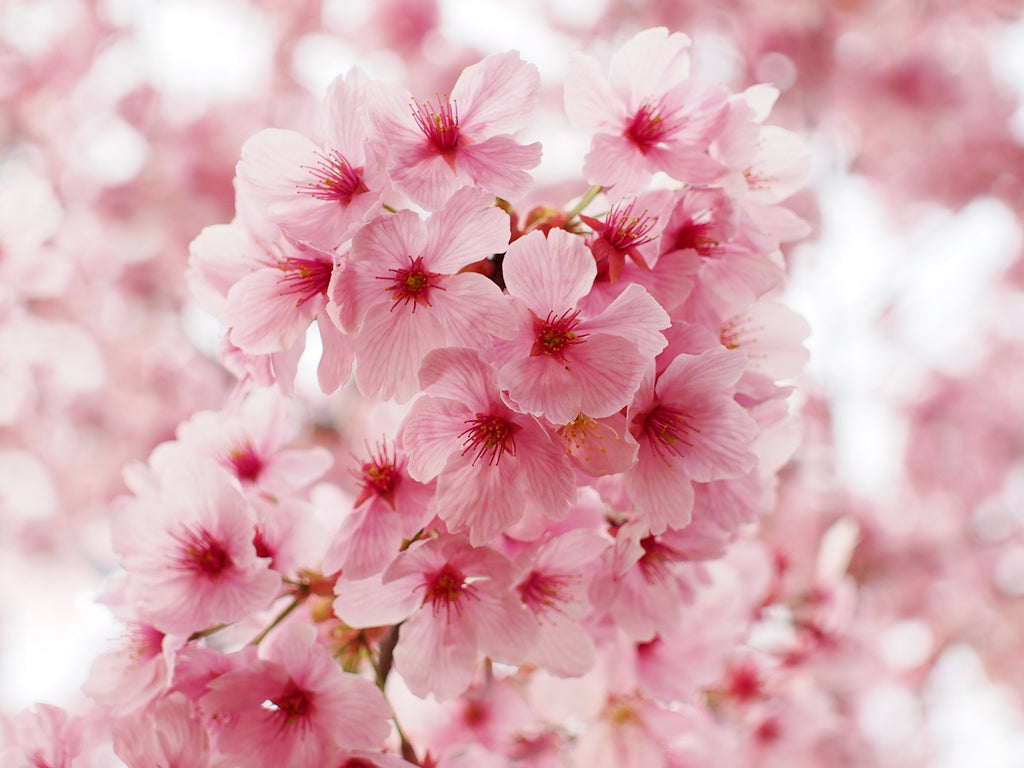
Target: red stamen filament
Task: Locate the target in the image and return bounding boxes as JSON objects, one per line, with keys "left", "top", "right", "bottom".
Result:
{"left": 297, "top": 149, "right": 368, "bottom": 203}
{"left": 531, "top": 308, "right": 588, "bottom": 362}
{"left": 625, "top": 98, "right": 687, "bottom": 150}
{"left": 276, "top": 257, "right": 333, "bottom": 307}
{"left": 517, "top": 570, "right": 574, "bottom": 617}
{"left": 378, "top": 255, "right": 444, "bottom": 312}
{"left": 459, "top": 414, "right": 517, "bottom": 466}
{"left": 411, "top": 94, "right": 461, "bottom": 152}
{"left": 605, "top": 201, "right": 657, "bottom": 250}
{"left": 173, "top": 525, "right": 233, "bottom": 577}
{"left": 350, "top": 441, "right": 402, "bottom": 509}
{"left": 643, "top": 406, "right": 697, "bottom": 465}
{"left": 424, "top": 564, "right": 474, "bottom": 620}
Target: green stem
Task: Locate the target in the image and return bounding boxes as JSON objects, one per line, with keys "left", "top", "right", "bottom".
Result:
{"left": 188, "top": 623, "right": 228, "bottom": 642}
{"left": 564, "top": 184, "right": 603, "bottom": 221}
{"left": 249, "top": 597, "right": 301, "bottom": 646}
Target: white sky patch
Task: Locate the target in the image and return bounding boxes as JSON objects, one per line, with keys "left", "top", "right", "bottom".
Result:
{"left": 132, "top": 0, "right": 273, "bottom": 114}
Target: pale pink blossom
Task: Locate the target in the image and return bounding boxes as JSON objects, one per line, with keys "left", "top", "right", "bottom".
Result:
{"left": 496, "top": 228, "right": 670, "bottom": 425}
{"left": 514, "top": 529, "right": 607, "bottom": 676}
{"left": 112, "top": 693, "right": 216, "bottom": 768}
{"left": 400, "top": 346, "right": 575, "bottom": 544}
{"left": 565, "top": 27, "right": 728, "bottom": 193}
{"left": 331, "top": 187, "right": 512, "bottom": 402}
{"left": 236, "top": 69, "right": 386, "bottom": 249}
{"left": 200, "top": 624, "right": 391, "bottom": 768}
{"left": 626, "top": 349, "right": 759, "bottom": 533}
{"left": 112, "top": 459, "right": 281, "bottom": 635}
{"left": 368, "top": 51, "right": 542, "bottom": 210}
{"left": 334, "top": 536, "right": 537, "bottom": 700}
{"left": 323, "top": 439, "right": 435, "bottom": 579}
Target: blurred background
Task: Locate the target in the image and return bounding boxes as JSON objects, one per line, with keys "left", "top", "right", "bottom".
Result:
{"left": 3, "top": 0, "right": 1024, "bottom": 764}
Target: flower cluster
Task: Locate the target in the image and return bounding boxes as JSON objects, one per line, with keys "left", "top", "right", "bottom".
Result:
{"left": 17, "top": 27, "right": 809, "bottom": 768}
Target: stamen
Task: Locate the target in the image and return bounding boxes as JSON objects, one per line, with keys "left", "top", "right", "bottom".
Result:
{"left": 458, "top": 414, "right": 518, "bottom": 466}
{"left": 276, "top": 256, "right": 333, "bottom": 307}
{"left": 411, "top": 94, "right": 461, "bottom": 152}
{"left": 172, "top": 525, "right": 233, "bottom": 577}
{"left": 350, "top": 440, "right": 402, "bottom": 509}
{"left": 530, "top": 308, "right": 588, "bottom": 362}
{"left": 424, "top": 564, "right": 475, "bottom": 620}
{"left": 642, "top": 406, "right": 697, "bottom": 465}
{"left": 297, "top": 149, "right": 368, "bottom": 204}
{"left": 377, "top": 255, "right": 444, "bottom": 312}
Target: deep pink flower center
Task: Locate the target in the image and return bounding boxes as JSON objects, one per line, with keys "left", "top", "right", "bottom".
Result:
{"left": 638, "top": 535, "right": 681, "bottom": 582}
{"left": 263, "top": 681, "right": 312, "bottom": 728}
{"left": 459, "top": 413, "right": 518, "bottom": 465}
{"left": 530, "top": 309, "right": 587, "bottom": 362}
{"left": 641, "top": 405, "right": 696, "bottom": 465}
{"left": 226, "top": 440, "right": 263, "bottom": 482}
{"left": 411, "top": 94, "right": 461, "bottom": 152}
{"left": 517, "top": 570, "right": 573, "bottom": 616}
{"left": 625, "top": 99, "right": 685, "bottom": 151}
{"left": 424, "top": 564, "right": 474, "bottom": 618}
{"left": 173, "top": 525, "right": 233, "bottom": 577}
{"left": 379, "top": 255, "right": 444, "bottom": 312}
{"left": 298, "top": 149, "right": 368, "bottom": 204}
{"left": 604, "top": 201, "right": 658, "bottom": 251}
{"left": 351, "top": 441, "right": 402, "bottom": 509}
{"left": 276, "top": 256, "right": 333, "bottom": 307}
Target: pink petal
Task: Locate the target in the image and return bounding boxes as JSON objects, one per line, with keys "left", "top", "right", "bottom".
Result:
{"left": 503, "top": 228, "right": 596, "bottom": 314}
{"left": 453, "top": 51, "right": 540, "bottom": 136}
{"left": 453, "top": 136, "right": 541, "bottom": 202}
{"left": 608, "top": 27, "right": 691, "bottom": 108}
{"left": 564, "top": 52, "right": 622, "bottom": 133}
{"left": 579, "top": 282, "right": 670, "bottom": 359}
{"left": 583, "top": 132, "right": 650, "bottom": 193}
{"left": 424, "top": 187, "right": 511, "bottom": 273}
{"left": 353, "top": 302, "right": 445, "bottom": 402}
{"left": 226, "top": 268, "right": 318, "bottom": 354}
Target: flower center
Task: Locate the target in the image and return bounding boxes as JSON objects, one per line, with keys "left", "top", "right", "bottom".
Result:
{"left": 603, "top": 200, "right": 658, "bottom": 252}
{"left": 517, "top": 570, "right": 574, "bottom": 617}
{"left": 351, "top": 441, "right": 402, "bottom": 509}
{"left": 262, "top": 682, "right": 312, "bottom": 728}
{"left": 173, "top": 525, "right": 233, "bottom": 578}
{"left": 640, "top": 405, "right": 696, "bottom": 465}
{"left": 638, "top": 535, "right": 681, "bottom": 582}
{"left": 411, "top": 94, "right": 461, "bottom": 152}
{"left": 379, "top": 255, "right": 444, "bottom": 312}
{"left": 530, "top": 308, "right": 587, "bottom": 362}
{"left": 624, "top": 98, "right": 685, "bottom": 151}
{"left": 424, "top": 564, "right": 474, "bottom": 618}
{"left": 226, "top": 440, "right": 263, "bottom": 483}
{"left": 298, "top": 149, "right": 369, "bottom": 204}
{"left": 276, "top": 256, "right": 333, "bottom": 307}
{"left": 459, "top": 414, "right": 518, "bottom": 466}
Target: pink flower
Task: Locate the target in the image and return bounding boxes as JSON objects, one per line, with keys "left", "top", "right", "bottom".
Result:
{"left": 579, "top": 191, "right": 672, "bottom": 283}
{"left": 83, "top": 623, "right": 187, "bottom": 716}
{"left": 323, "top": 439, "right": 435, "bottom": 579}
{"left": 565, "top": 27, "right": 728, "bottom": 194}
{"left": 112, "top": 459, "right": 281, "bottom": 635}
{"left": 171, "top": 386, "right": 334, "bottom": 498}
{"left": 400, "top": 346, "right": 575, "bottom": 545}
{"left": 496, "top": 228, "right": 670, "bottom": 425}
{"left": 113, "top": 693, "right": 214, "bottom": 768}
{"left": 625, "top": 350, "right": 759, "bottom": 534}
{"left": 200, "top": 624, "right": 391, "bottom": 768}
{"left": 514, "top": 529, "right": 607, "bottom": 676}
{"left": 330, "top": 187, "right": 512, "bottom": 402}
{"left": 334, "top": 536, "right": 537, "bottom": 700}
{"left": 368, "top": 51, "right": 542, "bottom": 210}
{"left": 236, "top": 69, "right": 386, "bottom": 249}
